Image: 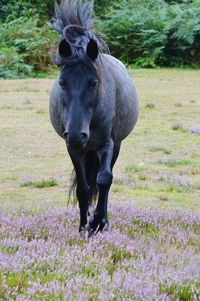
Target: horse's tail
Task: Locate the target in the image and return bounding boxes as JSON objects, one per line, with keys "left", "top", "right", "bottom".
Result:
{"left": 69, "top": 151, "right": 99, "bottom": 206}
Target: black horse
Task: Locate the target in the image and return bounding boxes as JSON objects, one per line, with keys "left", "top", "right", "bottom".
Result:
{"left": 49, "top": 0, "right": 138, "bottom": 236}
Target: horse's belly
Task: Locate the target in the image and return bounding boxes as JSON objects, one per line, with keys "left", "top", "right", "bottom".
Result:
{"left": 103, "top": 54, "right": 138, "bottom": 142}
{"left": 114, "top": 80, "right": 138, "bottom": 142}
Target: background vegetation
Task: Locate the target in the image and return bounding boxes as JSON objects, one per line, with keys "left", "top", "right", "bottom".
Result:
{"left": 0, "top": 0, "right": 200, "bottom": 78}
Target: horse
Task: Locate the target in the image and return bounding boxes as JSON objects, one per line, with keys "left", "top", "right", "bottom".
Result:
{"left": 49, "top": 0, "right": 138, "bottom": 236}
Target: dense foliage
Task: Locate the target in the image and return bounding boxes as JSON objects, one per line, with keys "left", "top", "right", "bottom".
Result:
{"left": 0, "top": 17, "right": 56, "bottom": 78}
{"left": 0, "top": 0, "right": 200, "bottom": 78}
{"left": 0, "top": 1, "right": 56, "bottom": 79}
{"left": 96, "top": 0, "right": 200, "bottom": 67}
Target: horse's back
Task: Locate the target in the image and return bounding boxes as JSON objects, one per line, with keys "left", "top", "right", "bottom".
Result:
{"left": 102, "top": 54, "right": 138, "bottom": 143}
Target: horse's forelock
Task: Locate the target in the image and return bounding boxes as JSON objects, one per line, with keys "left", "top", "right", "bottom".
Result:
{"left": 51, "top": 0, "right": 109, "bottom": 82}
{"left": 52, "top": 0, "right": 94, "bottom": 35}
{"left": 50, "top": 0, "right": 109, "bottom": 54}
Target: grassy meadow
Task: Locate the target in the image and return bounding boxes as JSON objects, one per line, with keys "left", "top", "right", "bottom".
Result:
{"left": 0, "top": 68, "right": 200, "bottom": 212}
{"left": 0, "top": 69, "right": 200, "bottom": 300}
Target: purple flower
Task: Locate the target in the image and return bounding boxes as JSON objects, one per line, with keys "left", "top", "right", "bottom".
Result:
{"left": 0, "top": 204, "right": 199, "bottom": 300}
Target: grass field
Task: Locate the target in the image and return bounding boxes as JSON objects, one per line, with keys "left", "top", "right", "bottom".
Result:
{"left": 0, "top": 69, "right": 200, "bottom": 300}
{"left": 1, "top": 68, "right": 200, "bottom": 212}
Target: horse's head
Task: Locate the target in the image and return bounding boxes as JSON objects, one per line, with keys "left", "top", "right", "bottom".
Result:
{"left": 58, "top": 38, "right": 100, "bottom": 151}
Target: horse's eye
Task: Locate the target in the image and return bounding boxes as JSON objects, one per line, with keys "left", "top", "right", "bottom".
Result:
{"left": 89, "top": 79, "right": 98, "bottom": 88}
{"left": 59, "top": 79, "right": 65, "bottom": 87}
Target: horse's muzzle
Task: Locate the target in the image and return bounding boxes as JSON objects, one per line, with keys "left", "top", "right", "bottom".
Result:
{"left": 63, "top": 131, "right": 88, "bottom": 150}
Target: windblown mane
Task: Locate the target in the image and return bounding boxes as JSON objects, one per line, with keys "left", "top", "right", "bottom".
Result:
{"left": 49, "top": 0, "right": 109, "bottom": 67}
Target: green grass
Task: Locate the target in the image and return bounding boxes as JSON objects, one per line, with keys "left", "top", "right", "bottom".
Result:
{"left": 125, "top": 163, "right": 143, "bottom": 173}
{"left": 145, "top": 102, "right": 155, "bottom": 109}
{"left": 20, "top": 179, "right": 58, "bottom": 188}
{"left": 158, "top": 159, "right": 194, "bottom": 167}
{"left": 0, "top": 245, "right": 19, "bottom": 255}
{"left": 160, "top": 282, "right": 200, "bottom": 301}
{"left": 149, "top": 145, "right": 172, "bottom": 155}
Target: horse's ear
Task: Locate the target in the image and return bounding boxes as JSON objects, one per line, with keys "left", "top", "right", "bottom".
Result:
{"left": 86, "top": 39, "right": 99, "bottom": 61}
{"left": 59, "top": 39, "right": 72, "bottom": 58}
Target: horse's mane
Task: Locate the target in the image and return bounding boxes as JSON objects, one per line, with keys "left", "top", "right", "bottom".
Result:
{"left": 50, "top": 0, "right": 109, "bottom": 67}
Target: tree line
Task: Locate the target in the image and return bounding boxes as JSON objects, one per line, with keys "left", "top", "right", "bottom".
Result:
{"left": 0, "top": 0, "right": 200, "bottom": 78}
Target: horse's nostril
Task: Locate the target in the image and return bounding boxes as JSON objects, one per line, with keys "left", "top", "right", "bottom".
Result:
{"left": 63, "top": 131, "right": 69, "bottom": 140}
{"left": 81, "top": 133, "right": 88, "bottom": 141}
{"left": 64, "top": 132, "right": 88, "bottom": 148}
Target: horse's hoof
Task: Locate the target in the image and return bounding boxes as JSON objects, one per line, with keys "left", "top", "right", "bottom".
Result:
{"left": 101, "top": 223, "right": 109, "bottom": 234}
{"left": 85, "top": 223, "right": 95, "bottom": 237}
{"left": 99, "top": 218, "right": 109, "bottom": 234}
{"left": 85, "top": 216, "right": 109, "bottom": 237}
{"left": 79, "top": 227, "right": 87, "bottom": 239}
{"left": 88, "top": 228, "right": 95, "bottom": 238}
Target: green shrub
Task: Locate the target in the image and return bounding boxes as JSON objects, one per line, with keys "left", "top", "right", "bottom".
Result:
{"left": 0, "top": 46, "right": 32, "bottom": 78}
{"left": 96, "top": 0, "right": 200, "bottom": 67}
{"left": 94, "top": 0, "right": 121, "bottom": 16}
{"left": 0, "top": 0, "right": 54, "bottom": 23}
{"left": 163, "top": 0, "right": 200, "bottom": 66}
{"left": 0, "top": 17, "right": 56, "bottom": 79}
{"left": 96, "top": 0, "right": 169, "bottom": 66}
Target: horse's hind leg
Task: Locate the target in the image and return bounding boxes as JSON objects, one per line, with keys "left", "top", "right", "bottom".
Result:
{"left": 111, "top": 143, "right": 121, "bottom": 170}
{"left": 88, "top": 139, "right": 120, "bottom": 234}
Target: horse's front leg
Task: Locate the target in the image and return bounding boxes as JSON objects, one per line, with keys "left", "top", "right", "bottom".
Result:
{"left": 68, "top": 149, "right": 90, "bottom": 234}
{"left": 88, "top": 138, "right": 114, "bottom": 234}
